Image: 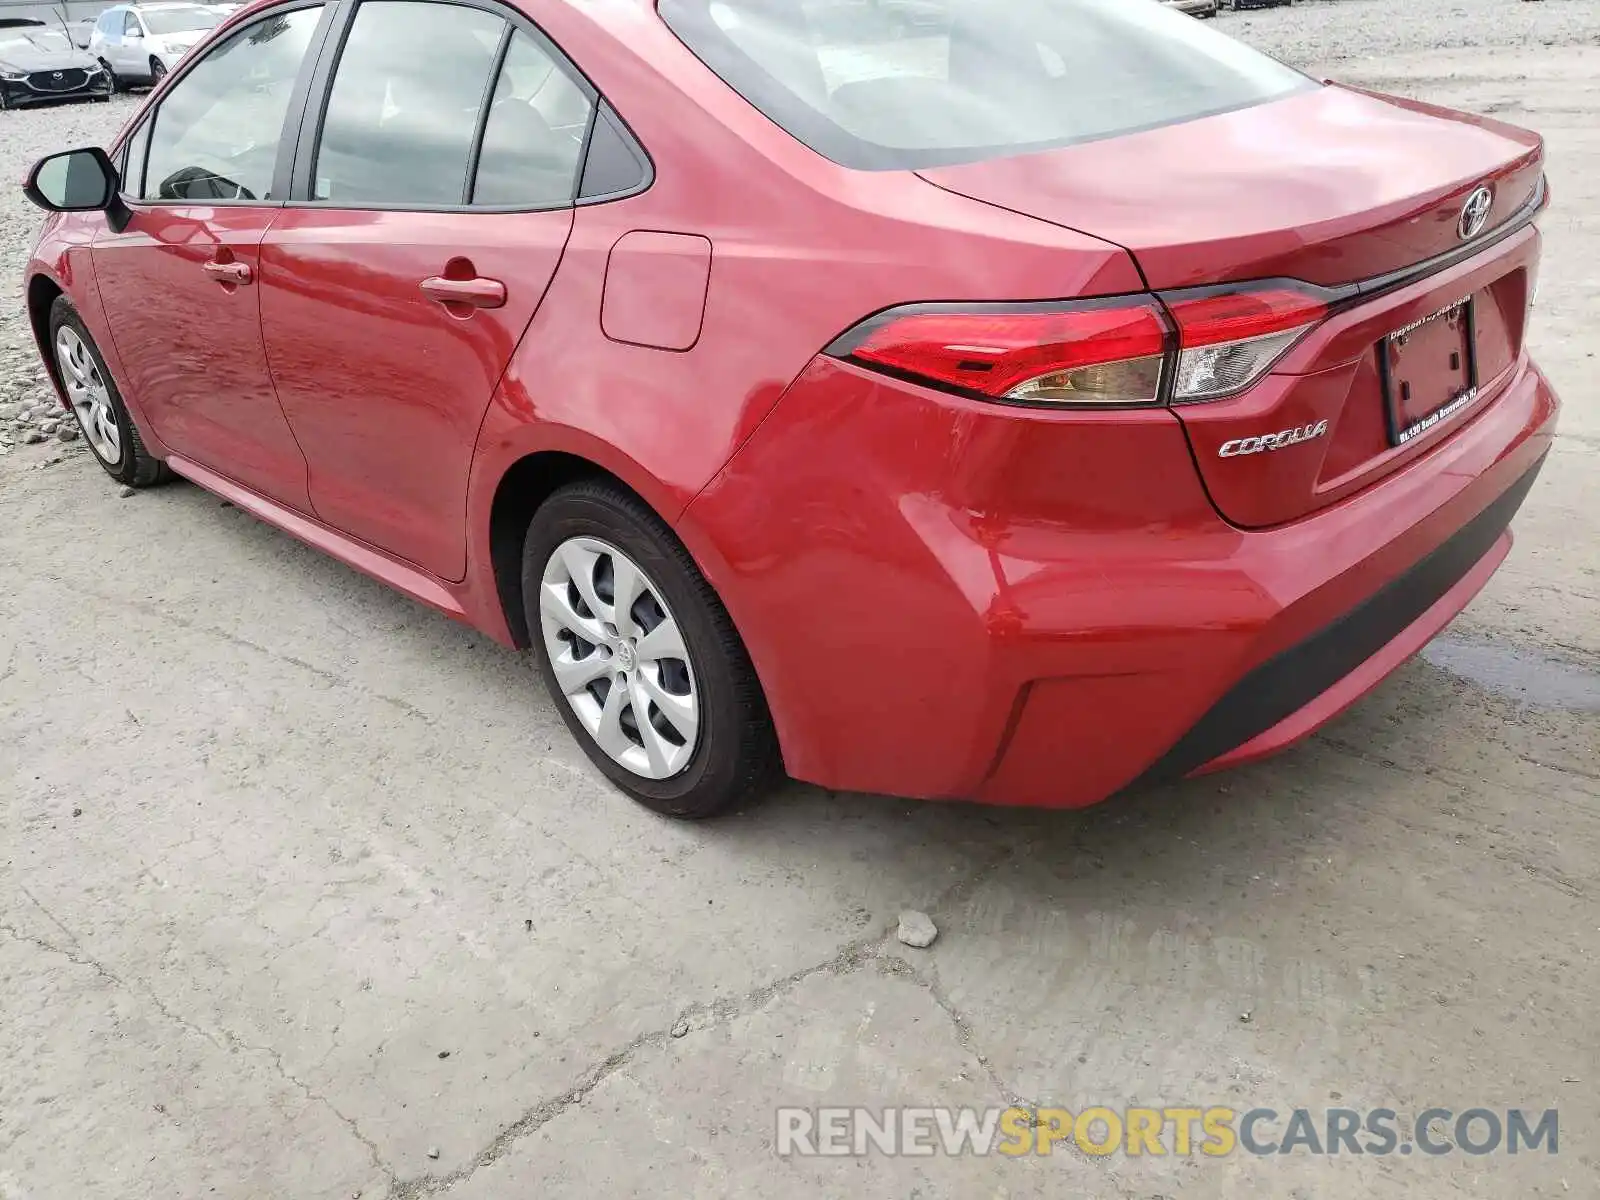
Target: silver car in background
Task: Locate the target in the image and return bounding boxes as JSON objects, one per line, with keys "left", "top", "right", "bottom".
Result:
{"left": 87, "top": 1, "right": 222, "bottom": 89}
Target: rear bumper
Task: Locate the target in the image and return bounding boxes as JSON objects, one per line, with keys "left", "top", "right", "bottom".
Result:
{"left": 1131, "top": 455, "right": 1539, "bottom": 785}
{"left": 683, "top": 353, "right": 1559, "bottom": 808}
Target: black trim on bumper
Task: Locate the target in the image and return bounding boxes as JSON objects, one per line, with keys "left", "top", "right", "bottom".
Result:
{"left": 1132, "top": 453, "right": 1547, "bottom": 786}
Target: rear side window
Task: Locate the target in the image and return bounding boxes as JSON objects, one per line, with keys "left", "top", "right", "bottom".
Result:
{"left": 313, "top": 1, "right": 505, "bottom": 206}
{"left": 471, "top": 30, "right": 594, "bottom": 206}
{"left": 659, "top": 0, "right": 1314, "bottom": 170}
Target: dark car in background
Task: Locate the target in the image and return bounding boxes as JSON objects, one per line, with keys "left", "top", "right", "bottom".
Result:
{"left": 0, "top": 26, "right": 113, "bottom": 108}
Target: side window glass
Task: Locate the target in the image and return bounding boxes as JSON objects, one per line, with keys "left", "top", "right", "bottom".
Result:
{"left": 98, "top": 11, "right": 117, "bottom": 34}
{"left": 313, "top": 1, "right": 505, "bottom": 206}
{"left": 471, "top": 31, "right": 593, "bottom": 207}
{"left": 123, "top": 12, "right": 141, "bottom": 36}
{"left": 577, "top": 101, "right": 650, "bottom": 202}
{"left": 142, "top": 7, "right": 324, "bottom": 202}
{"left": 121, "top": 119, "right": 153, "bottom": 198}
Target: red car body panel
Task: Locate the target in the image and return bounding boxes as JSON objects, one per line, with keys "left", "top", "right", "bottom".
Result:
{"left": 93, "top": 205, "right": 314, "bottom": 511}
{"left": 920, "top": 84, "right": 1543, "bottom": 291}
{"left": 22, "top": 0, "right": 1561, "bottom": 808}
{"left": 258, "top": 207, "right": 575, "bottom": 581}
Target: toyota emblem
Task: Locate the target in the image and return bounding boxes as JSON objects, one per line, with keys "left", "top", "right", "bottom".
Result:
{"left": 1458, "top": 186, "right": 1494, "bottom": 241}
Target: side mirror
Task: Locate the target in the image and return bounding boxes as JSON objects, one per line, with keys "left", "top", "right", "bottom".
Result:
{"left": 125, "top": 28, "right": 143, "bottom": 39}
{"left": 24, "top": 147, "right": 119, "bottom": 213}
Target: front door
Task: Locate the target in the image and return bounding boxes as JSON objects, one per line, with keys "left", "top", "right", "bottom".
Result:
{"left": 92, "top": 3, "right": 330, "bottom": 510}
{"left": 113, "top": 9, "right": 145, "bottom": 76}
{"left": 260, "top": 1, "right": 589, "bottom": 579}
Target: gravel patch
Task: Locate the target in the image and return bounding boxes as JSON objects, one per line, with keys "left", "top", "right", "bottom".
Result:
{"left": 0, "top": 95, "right": 141, "bottom": 456}
{"left": 1229, "top": 0, "right": 1600, "bottom": 65}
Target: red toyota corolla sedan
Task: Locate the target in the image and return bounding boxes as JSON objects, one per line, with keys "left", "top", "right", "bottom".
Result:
{"left": 22, "top": 0, "right": 1557, "bottom": 817}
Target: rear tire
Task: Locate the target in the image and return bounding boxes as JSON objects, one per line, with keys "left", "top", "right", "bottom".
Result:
{"left": 522, "top": 481, "right": 780, "bottom": 818}
{"left": 48, "top": 296, "right": 171, "bottom": 488}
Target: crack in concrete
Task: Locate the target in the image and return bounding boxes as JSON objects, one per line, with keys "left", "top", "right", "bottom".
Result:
{"left": 34, "top": 573, "right": 436, "bottom": 726}
{"left": 389, "top": 933, "right": 885, "bottom": 1199}
{"left": 392, "top": 846, "right": 1021, "bottom": 1197}
{"left": 3, "top": 888, "right": 396, "bottom": 1194}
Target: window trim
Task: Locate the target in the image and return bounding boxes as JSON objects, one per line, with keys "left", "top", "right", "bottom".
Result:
{"left": 117, "top": 0, "right": 339, "bottom": 209}
{"left": 575, "top": 99, "right": 653, "bottom": 207}
{"left": 285, "top": 0, "right": 608, "bottom": 215}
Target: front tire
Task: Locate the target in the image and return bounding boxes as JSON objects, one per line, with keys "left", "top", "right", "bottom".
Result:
{"left": 523, "top": 481, "right": 779, "bottom": 818}
{"left": 48, "top": 296, "right": 170, "bottom": 487}
{"left": 148, "top": 57, "right": 166, "bottom": 86}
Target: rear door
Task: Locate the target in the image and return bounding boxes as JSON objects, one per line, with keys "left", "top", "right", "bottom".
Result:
{"left": 92, "top": 2, "right": 331, "bottom": 510}
{"left": 259, "top": 0, "right": 589, "bottom": 581}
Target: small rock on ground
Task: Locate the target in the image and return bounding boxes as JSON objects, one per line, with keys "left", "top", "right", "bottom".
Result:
{"left": 897, "top": 910, "right": 938, "bottom": 949}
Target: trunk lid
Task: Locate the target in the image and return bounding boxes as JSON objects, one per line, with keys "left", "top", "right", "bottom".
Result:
{"left": 917, "top": 84, "right": 1542, "bottom": 291}
{"left": 921, "top": 84, "right": 1545, "bottom": 527}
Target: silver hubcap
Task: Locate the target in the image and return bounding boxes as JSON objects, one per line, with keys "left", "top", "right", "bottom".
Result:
{"left": 539, "top": 536, "right": 699, "bottom": 780}
{"left": 54, "top": 327, "right": 120, "bottom": 463}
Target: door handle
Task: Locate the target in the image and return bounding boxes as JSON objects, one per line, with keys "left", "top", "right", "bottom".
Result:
{"left": 203, "top": 260, "right": 252, "bottom": 285}
{"left": 420, "top": 275, "right": 506, "bottom": 310}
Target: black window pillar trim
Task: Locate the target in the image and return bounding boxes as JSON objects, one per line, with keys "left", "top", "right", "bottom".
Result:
{"left": 462, "top": 22, "right": 515, "bottom": 206}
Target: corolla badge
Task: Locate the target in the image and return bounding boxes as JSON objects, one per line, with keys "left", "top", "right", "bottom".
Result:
{"left": 1458, "top": 185, "right": 1494, "bottom": 241}
{"left": 1218, "top": 420, "right": 1330, "bottom": 459}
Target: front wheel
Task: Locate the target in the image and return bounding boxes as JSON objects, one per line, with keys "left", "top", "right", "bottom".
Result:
{"left": 49, "top": 296, "right": 170, "bottom": 487}
{"left": 523, "top": 481, "right": 780, "bottom": 818}
{"left": 148, "top": 57, "right": 166, "bottom": 85}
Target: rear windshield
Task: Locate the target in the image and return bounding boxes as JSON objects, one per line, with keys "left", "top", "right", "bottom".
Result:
{"left": 143, "top": 7, "right": 223, "bottom": 34}
{"left": 659, "top": 0, "right": 1314, "bottom": 169}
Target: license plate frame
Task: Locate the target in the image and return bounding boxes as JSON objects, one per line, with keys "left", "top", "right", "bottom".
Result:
{"left": 1377, "top": 295, "right": 1481, "bottom": 448}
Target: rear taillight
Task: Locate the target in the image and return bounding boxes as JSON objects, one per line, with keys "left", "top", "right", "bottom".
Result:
{"left": 828, "top": 284, "right": 1333, "bottom": 408}
{"left": 1164, "top": 285, "right": 1328, "bottom": 403}
{"left": 826, "top": 299, "right": 1170, "bottom": 407}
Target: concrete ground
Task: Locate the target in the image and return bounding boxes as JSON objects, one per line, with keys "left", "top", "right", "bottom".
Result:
{"left": 2, "top": 4, "right": 1598, "bottom": 1197}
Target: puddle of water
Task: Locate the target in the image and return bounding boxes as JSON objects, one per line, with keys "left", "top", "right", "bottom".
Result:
{"left": 1420, "top": 635, "right": 1600, "bottom": 713}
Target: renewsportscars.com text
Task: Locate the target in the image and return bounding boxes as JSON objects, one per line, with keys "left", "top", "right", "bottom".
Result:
{"left": 775, "top": 1105, "right": 1558, "bottom": 1158}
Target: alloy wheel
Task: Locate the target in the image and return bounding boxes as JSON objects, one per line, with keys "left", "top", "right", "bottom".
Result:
{"left": 539, "top": 536, "right": 700, "bottom": 780}
{"left": 54, "top": 326, "right": 120, "bottom": 463}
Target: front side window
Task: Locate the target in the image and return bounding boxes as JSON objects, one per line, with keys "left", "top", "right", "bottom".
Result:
{"left": 122, "top": 11, "right": 142, "bottom": 35}
{"left": 660, "top": 0, "right": 1314, "bottom": 169}
{"left": 313, "top": 1, "right": 505, "bottom": 206}
{"left": 471, "top": 30, "right": 593, "bottom": 206}
{"left": 142, "top": 6, "right": 324, "bottom": 202}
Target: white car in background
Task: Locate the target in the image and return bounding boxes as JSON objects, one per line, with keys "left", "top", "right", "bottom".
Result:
{"left": 87, "top": 1, "right": 223, "bottom": 89}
